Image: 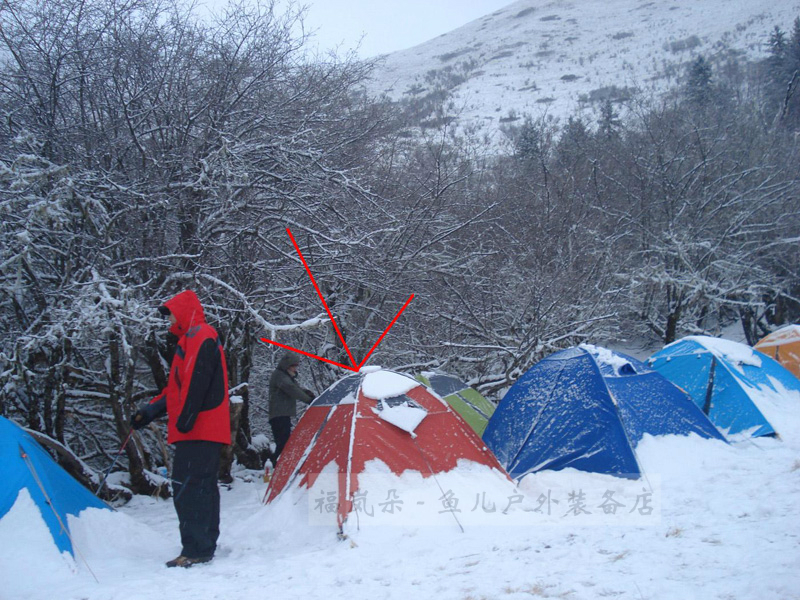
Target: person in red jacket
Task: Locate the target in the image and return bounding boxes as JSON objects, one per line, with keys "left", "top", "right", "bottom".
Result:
{"left": 132, "top": 290, "right": 230, "bottom": 568}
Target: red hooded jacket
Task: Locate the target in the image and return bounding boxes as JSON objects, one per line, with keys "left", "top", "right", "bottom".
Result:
{"left": 150, "top": 290, "right": 231, "bottom": 445}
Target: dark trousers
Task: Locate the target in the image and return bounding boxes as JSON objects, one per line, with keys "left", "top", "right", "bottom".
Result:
{"left": 172, "top": 440, "right": 222, "bottom": 559}
{"left": 269, "top": 416, "right": 292, "bottom": 464}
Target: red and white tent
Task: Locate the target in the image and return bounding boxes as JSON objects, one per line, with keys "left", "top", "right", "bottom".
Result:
{"left": 264, "top": 367, "right": 509, "bottom": 534}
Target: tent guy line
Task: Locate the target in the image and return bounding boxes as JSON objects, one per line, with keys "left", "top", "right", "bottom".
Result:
{"left": 18, "top": 444, "right": 100, "bottom": 583}
{"left": 260, "top": 228, "right": 414, "bottom": 372}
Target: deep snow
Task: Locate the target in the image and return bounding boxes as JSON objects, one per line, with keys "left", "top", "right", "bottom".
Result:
{"left": 3, "top": 355, "right": 800, "bottom": 600}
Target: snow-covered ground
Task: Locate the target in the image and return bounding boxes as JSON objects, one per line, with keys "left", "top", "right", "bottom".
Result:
{"left": 3, "top": 356, "right": 799, "bottom": 600}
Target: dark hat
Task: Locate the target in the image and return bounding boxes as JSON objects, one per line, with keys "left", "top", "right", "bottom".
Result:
{"left": 157, "top": 305, "right": 171, "bottom": 316}
{"left": 278, "top": 352, "right": 301, "bottom": 370}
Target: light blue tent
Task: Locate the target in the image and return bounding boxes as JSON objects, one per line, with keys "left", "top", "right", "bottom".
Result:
{"left": 0, "top": 416, "right": 110, "bottom": 555}
{"left": 483, "top": 345, "right": 725, "bottom": 479}
{"left": 648, "top": 336, "right": 800, "bottom": 438}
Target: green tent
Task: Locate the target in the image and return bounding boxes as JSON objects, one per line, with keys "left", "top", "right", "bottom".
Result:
{"left": 417, "top": 372, "right": 495, "bottom": 436}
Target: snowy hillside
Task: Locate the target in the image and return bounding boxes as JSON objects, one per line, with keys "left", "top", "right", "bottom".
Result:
{"left": 367, "top": 0, "right": 800, "bottom": 141}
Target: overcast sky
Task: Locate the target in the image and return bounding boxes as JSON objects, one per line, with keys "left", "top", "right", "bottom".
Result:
{"left": 201, "top": 0, "right": 516, "bottom": 58}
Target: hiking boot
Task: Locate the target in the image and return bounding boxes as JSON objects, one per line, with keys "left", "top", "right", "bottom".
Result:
{"left": 166, "top": 555, "right": 213, "bottom": 568}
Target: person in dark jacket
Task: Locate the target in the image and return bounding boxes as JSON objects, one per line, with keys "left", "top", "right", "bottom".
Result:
{"left": 131, "top": 290, "right": 230, "bottom": 568}
{"left": 267, "top": 352, "right": 314, "bottom": 466}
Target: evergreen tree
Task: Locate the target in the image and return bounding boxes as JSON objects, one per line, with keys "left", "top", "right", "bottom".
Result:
{"left": 766, "top": 18, "right": 800, "bottom": 126}
{"left": 685, "top": 55, "right": 713, "bottom": 106}
{"left": 768, "top": 26, "right": 787, "bottom": 65}
{"left": 515, "top": 116, "right": 546, "bottom": 161}
{"left": 790, "top": 17, "right": 800, "bottom": 68}
{"left": 767, "top": 26, "right": 788, "bottom": 91}
{"left": 597, "top": 99, "right": 621, "bottom": 140}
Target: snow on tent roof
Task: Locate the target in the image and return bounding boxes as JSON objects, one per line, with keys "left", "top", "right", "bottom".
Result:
{"left": 362, "top": 370, "right": 420, "bottom": 400}
{"left": 0, "top": 416, "right": 111, "bottom": 555}
{"left": 682, "top": 335, "right": 762, "bottom": 370}
{"left": 264, "top": 368, "right": 510, "bottom": 534}
{"left": 373, "top": 399, "right": 428, "bottom": 436}
{"left": 580, "top": 343, "right": 638, "bottom": 375}
{"left": 649, "top": 335, "right": 800, "bottom": 438}
{"left": 483, "top": 345, "right": 725, "bottom": 480}
{"left": 754, "top": 324, "right": 800, "bottom": 347}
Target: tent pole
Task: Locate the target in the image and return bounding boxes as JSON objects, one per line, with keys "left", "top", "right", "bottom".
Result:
{"left": 702, "top": 356, "right": 717, "bottom": 416}
{"left": 597, "top": 363, "right": 655, "bottom": 491}
{"left": 96, "top": 429, "right": 133, "bottom": 497}
{"left": 339, "top": 391, "right": 361, "bottom": 539}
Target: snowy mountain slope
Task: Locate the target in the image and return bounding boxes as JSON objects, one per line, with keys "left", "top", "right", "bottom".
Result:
{"left": 366, "top": 0, "right": 800, "bottom": 141}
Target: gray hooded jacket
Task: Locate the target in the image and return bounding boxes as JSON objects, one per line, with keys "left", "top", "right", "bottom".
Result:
{"left": 268, "top": 353, "right": 314, "bottom": 419}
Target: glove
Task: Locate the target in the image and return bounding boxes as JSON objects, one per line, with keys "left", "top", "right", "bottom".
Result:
{"left": 130, "top": 405, "right": 155, "bottom": 430}
{"left": 131, "top": 396, "right": 166, "bottom": 430}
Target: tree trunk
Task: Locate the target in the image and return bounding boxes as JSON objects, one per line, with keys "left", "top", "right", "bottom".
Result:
{"left": 740, "top": 308, "right": 757, "bottom": 346}
{"left": 108, "top": 335, "right": 168, "bottom": 498}
{"left": 219, "top": 398, "right": 244, "bottom": 483}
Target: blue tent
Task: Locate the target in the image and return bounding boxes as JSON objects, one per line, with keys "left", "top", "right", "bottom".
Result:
{"left": 648, "top": 336, "right": 800, "bottom": 438}
{"left": 483, "top": 345, "right": 725, "bottom": 479}
{"left": 0, "top": 416, "right": 110, "bottom": 555}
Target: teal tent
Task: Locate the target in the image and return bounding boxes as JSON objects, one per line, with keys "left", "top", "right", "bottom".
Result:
{"left": 0, "top": 416, "right": 110, "bottom": 555}
{"left": 649, "top": 336, "right": 800, "bottom": 438}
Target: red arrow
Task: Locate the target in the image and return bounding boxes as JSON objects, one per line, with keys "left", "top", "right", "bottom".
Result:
{"left": 260, "top": 228, "right": 414, "bottom": 372}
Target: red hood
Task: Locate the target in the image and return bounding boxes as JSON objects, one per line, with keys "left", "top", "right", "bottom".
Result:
{"left": 162, "top": 290, "right": 206, "bottom": 337}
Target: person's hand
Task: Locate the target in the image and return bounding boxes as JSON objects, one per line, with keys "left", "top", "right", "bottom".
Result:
{"left": 130, "top": 406, "right": 152, "bottom": 430}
